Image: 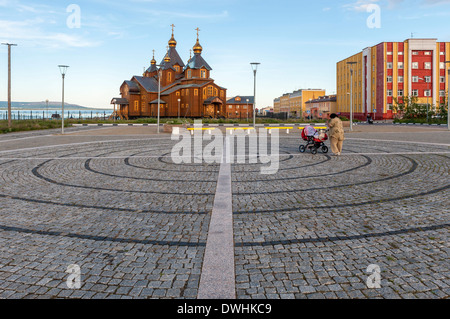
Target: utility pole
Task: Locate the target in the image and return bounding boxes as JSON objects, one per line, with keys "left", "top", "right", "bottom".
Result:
{"left": 2, "top": 43, "right": 17, "bottom": 129}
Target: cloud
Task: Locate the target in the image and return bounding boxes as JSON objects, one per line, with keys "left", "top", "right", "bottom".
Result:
{"left": 343, "top": 0, "right": 380, "bottom": 12}
{"left": 0, "top": 19, "right": 99, "bottom": 48}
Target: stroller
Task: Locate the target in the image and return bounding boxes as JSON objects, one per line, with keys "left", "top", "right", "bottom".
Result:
{"left": 299, "top": 126, "right": 329, "bottom": 155}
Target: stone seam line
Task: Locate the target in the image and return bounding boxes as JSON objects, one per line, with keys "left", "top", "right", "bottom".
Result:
{"left": 198, "top": 136, "right": 236, "bottom": 299}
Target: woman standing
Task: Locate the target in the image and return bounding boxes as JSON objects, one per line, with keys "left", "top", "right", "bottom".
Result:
{"left": 327, "top": 113, "right": 345, "bottom": 156}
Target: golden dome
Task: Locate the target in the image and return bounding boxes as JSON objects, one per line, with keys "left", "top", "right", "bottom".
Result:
{"left": 164, "top": 53, "right": 171, "bottom": 63}
{"left": 169, "top": 35, "right": 177, "bottom": 48}
{"left": 193, "top": 39, "right": 203, "bottom": 54}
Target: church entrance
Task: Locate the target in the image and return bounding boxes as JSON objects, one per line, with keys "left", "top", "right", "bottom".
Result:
{"left": 203, "top": 97, "right": 223, "bottom": 119}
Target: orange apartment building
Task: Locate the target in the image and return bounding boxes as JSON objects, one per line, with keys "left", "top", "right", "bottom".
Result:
{"left": 337, "top": 38, "right": 450, "bottom": 120}
{"left": 273, "top": 89, "right": 326, "bottom": 118}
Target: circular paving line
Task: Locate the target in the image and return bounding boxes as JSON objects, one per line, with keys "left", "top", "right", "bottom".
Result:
{"left": 0, "top": 140, "right": 215, "bottom": 248}
{"left": 234, "top": 155, "right": 417, "bottom": 195}
{"left": 232, "top": 138, "right": 449, "bottom": 248}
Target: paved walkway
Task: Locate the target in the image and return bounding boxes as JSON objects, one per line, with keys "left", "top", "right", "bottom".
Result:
{"left": 0, "top": 125, "right": 448, "bottom": 299}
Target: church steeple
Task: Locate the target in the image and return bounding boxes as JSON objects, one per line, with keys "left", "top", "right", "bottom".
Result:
{"left": 168, "top": 24, "right": 177, "bottom": 48}
{"left": 151, "top": 49, "right": 156, "bottom": 65}
{"left": 164, "top": 46, "right": 171, "bottom": 63}
{"left": 193, "top": 27, "right": 203, "bottom": 55}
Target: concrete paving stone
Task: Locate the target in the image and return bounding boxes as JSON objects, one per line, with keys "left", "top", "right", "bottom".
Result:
{"left": 0, "top": 126, "right": 448, "bottom": 299}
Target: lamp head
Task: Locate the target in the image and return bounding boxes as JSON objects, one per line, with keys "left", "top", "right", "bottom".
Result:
{"left": 250, "top": 62, "right": 260, "bottom": 72}
{"left": 58, "top": 65, "right": 69, "bottom": 76}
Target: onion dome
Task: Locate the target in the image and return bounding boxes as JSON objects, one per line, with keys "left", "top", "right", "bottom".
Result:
{"left": 169, "top": 34, "right": 177, "bottom": 48}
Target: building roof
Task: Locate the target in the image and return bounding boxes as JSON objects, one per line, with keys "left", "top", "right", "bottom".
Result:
{"left": 305, "top": 95, "right": 337, "bottom": 104}
{"left": 132, "top": 76, "right": 159, "bottom": 93}
{"left": 146, "top": 64, "right": 158, "bottom": 73}
{"left": 149, "top": 99, "right": 166, "bottom": 104}
{"left": 185, "top": 53, "right": 212, "bottom": 71}
{"left": 123, "top": 80, "right": 140, "bottom": 93}
{"left": 161, "top": 83, "right": 204, "bottom": 96}
{"left": 160, "top": 46, "right": 185, "bottom": 71}
{"left": 111, "top": 97, "right": 129, "bottom": 105}
{"left": 227, "top": 96, "right": 254, "bottom": 104}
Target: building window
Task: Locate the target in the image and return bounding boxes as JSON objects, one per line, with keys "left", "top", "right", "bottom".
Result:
{"left": 398, "top": 76, "right": 404, "bottom": 83}
{"left": 424, "top": 90, "right": 431, "bottom": 97}
{"left": 412, "top": 51, "right": 419, "bottom": 55}
{"left": 412, "top": 90, "right": 419, "bottom": 96}
{"left": 412, "top": 76, "right": 419, "bottom": 82}
{"left": 424, "top": 51, "right": 431, "bottom": 55}
{"left": 387, "top": 62, "right": 393, "bottom": 69}
{"left": 174, "top": 65, "right": 179, "bottom": 72}
{"left": 168, "top": 72, "right": 172, "bottom": 81}
{"left": 412, "top": 62, "right": 419, "bottom": 69}
{"left": 187, "top": 70, "right": 192, "bottom": 79}
{"left": 440, "top": 76, "right": 446, "bottom": 83}
{"left": 398, "top": 62, "right": 404, "bottom": 69}
{"left": 387, "top": 52, "right": 393, "bottom": 55}
{"left": 387, "top": 90, "right": 393, "bottom": 97}
{"left": 134, "top": 101, "right": 139, "bottom": 111}
{"left": 201, "top": 69, "right": 206, "bottom": 78}
{"left": 424, "top": 76, "right": 431, "bottom": 83}
{"left": 194, "top": 89, "right": 198, "bottom": 96}
{"left": 440, "top": 62, "right": 446, "bottom": 69}
{"left": 440, "top": 52, "right": 445, "bottom": 55}
{"left": 387, "top": 76, "right": 393, "bottom": 83}
{"left": 424, "top": 62, "right": 431, "bottom": 70}
{"left": 440, "top": 90, "right": 446, "bottom": 97}
{"left": 398, "top": 52, "right": 403, "bottom": 56}
{"left": 398, "top": 90, "right": 404, "bottom": 96}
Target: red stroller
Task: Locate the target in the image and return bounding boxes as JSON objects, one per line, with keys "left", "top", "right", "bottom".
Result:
{"left": 299, "top": 127, "right": 329, "bottom": 155}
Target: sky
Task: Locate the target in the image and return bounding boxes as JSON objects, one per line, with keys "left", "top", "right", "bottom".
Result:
{"left": 0, "top": 0, "right": 450, "bottom": 109}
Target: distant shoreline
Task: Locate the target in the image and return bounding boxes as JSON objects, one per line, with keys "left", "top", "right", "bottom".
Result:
{"left": 0, "top": 101, "right": 112, "bottom": 111}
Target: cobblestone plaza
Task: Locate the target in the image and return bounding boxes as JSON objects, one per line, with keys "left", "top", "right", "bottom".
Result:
{"left": 0, "top": 125, "right": 448, "bottom": 299}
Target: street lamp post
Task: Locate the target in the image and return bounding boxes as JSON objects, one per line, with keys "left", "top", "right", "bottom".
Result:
{"left": 250, "top": 63, "right": 260, "bottom": 128}
{"left": 2, "top": 43, "right": 17, "bottom": 129}
{"left": 156, "top": 65, "right": 162, "bottom": 134}
{"left": 246, "top": 99, "right": 249, "bottom": 122}
{"left": 347, "top": 61, "right": 357, "bottom": 131}
{"left": 58, "top": 65, "right": 69, "bottom": 134}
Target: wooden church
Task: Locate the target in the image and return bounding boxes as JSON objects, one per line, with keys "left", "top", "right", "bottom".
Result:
{"left": 111, "top": 27, "right": 230, "bottom": 119}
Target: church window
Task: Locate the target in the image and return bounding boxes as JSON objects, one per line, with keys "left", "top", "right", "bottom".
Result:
{"left": 201, "top": 69, "right": 206, "bottom": 78}
{"left": 134, "top": 101, "right": 139, "bottom": 111}
{"left": 187, "top": 70, "right": 192, "bottom": 79}
{"left": 194, "top": 89, "right": 198, "bottom": 96}
{"left": 168, "top": 72, "right": 172, "bottom": 81}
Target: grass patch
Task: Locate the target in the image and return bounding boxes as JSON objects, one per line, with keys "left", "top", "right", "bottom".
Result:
{"left": 1, "top": 117, "right": 330, "bottom": 134}
{"left": 0, "top": 119, "right": 69, "bottom": 134}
